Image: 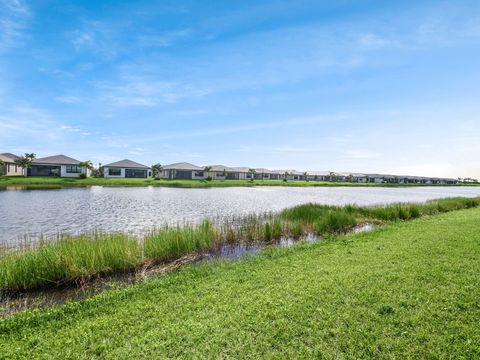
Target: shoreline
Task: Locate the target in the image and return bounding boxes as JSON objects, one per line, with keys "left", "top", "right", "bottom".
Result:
{"left": 1, "top": 206, "right": 479, "bottom": 357}
{"left": 1, "top": 176, "right": 478, "bottom": 189}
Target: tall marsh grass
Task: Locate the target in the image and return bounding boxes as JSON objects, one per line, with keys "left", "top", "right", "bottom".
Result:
{"left": 0, "top": 234, "right": 141, "bottom": 291}
{"left": 1, "top": 197, "right": 479, "bottom": 291}
{"left": 144, "top": 220, "right": 218, "bottom": 262}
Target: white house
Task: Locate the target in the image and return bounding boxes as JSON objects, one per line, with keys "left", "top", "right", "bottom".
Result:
{"left": 103, "top": 159, "right": 151, "bottom": 178}
{"left": 158, "top": 162, "right": 206, "bottom": 180}
{"left": 28, "top": 155, "right": 90, "bottom": 177}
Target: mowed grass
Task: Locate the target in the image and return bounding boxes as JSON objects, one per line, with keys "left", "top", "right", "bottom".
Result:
{"left": 1, "top": 208, "right": 479, "bottom": 358}
{"left": 1, "top": 197, "right": 479, "bottom": 291}
{"left": 1, "top": 175, "right": 475, "bottom": 188}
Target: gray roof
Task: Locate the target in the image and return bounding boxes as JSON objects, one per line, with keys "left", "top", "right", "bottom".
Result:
{"left": 205, "top": 165, "right": 233, "bottom": 172}
{"left": 103, "top": 159, "right": 149, "bottom": 169}
{"left": 0, "top": 154, "right": 15, "bottom": 163}
{"left": 33, "top": 154, "right": 81, "bottom": 165}
{"left": 227, "top": 167, "right": 249, "bottom": 173}
{"left": 0, "top": 153, "right": 19, "bottom": 161}
{"left": 163, "top": 162, "right": 203, "bottom": 171}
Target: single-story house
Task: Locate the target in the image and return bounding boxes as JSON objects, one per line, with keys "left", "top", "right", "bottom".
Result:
{"left": 28, "top": 155, "right": 90, "bottom": 177}
{"left": 103, "top": 159, "right": 151, "bottom": 178}
{"left": 225, "top": 167, "right": 251, "bottom": 180}
{"left": 158, "top": 162, "right": 206, "bottom": 180}
{"left": 253, "top": 168, "right": 272, "bottom": 180}
{"left": 205, "top": 165, "right": 231, "bottom": 180}
{"left": 0, "top": 153, "right": 23, "bottom": 176}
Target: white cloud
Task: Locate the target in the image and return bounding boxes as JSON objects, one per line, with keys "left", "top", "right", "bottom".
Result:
{"left": 0, "top": 0, "right": 30, "bottom": 53}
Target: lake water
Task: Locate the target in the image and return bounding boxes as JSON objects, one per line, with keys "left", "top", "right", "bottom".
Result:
{"left": 1, "top": 186, "right": 479, "bottom": 246}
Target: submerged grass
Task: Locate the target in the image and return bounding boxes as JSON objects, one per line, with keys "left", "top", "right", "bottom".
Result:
{"left": 1, "top": 197, "right": 479, "bottom": 292}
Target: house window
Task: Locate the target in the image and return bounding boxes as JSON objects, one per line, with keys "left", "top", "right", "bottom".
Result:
{"left": 194, "top": 171, "right": 204, "bottom": 177}
{"left": 109, "top": 168, "right": 121, "bottom": 176}
{"left": 216, "top": 172, "right": 226, "bottom": 177}
{"left": 246, "top": 173, "right": 252, "bottom": 178}
{"left": 66, "top": 165, "right": 82, "bottom": 173}
{"left": 263, "top": 174, "right": 269, "bottom": 178}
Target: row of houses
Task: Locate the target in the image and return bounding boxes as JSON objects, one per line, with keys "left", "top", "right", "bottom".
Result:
{"left": 158, "top": 162, "right": 459, "bottom": 184}
{"left": 0, "top": 153, "right": 459, "bottom": 184}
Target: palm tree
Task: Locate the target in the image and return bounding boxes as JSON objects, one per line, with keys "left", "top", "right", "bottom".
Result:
{"left": 248, "top": 168, "right": 256, "bottom": 181}
{"left": 151, "top": 163, "right": 163, "bottom": 178}
{"left": 14, "top": 153, "right": 36, "bottom": 176}
{"left": 79, "top": 160, "right": 94, "bottom": 176}
{"left": 303, "top": 171, "right": 308, "bottom": 182}
{"left": 284, "top": 171, "right": 290, "bottom": 181}
{"left": 0, "top": 159, "right": 5, "bottom": 176}
{"left": 347, "top": 173, "right": 354, "bottom": 183}
{"left": 204, "top": 166, "right": 213, "bottom": 180}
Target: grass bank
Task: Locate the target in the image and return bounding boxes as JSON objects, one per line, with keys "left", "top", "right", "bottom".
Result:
{"left": 0, "top": 176, "right": 476, "bottom": 188}
{"left": 1, "top": 197, "right": 479, "bottom": 292}
{"left": 1, "top": 207, "right": 479, "bottom": 358}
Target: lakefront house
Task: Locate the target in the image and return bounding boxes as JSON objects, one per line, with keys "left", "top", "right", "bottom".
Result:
{"left": 103, "top": 159, "right": 151, "bottom": 178}
{"left": 28, "top": 155, "right": 90, "bottom": 177}
{"left": 0, "top": 153, "right": 23, "bottom": 176}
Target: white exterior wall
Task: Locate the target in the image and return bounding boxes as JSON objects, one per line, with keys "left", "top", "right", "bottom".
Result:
{"left": 60, "top": 165, "right": 84, "bottom": 178}
{"left": 192, "top": 171, "right": 205, "bottom": 180}
{"left": 356, "top": 177, "right": 367, "bottom": 183}
{"left": 103, "top": 167, "right": 125, "bottom": 178}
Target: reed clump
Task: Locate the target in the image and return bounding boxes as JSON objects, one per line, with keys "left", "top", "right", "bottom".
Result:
{"left": 144, "top": 220, "right": 218, "bottom": 263}
{"left": 0, "top": 233, "right": 141, "bottom": 291}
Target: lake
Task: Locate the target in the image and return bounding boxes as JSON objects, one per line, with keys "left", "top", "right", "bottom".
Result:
{"left": 1, "top": 186, "right": 479, "bottom": 246}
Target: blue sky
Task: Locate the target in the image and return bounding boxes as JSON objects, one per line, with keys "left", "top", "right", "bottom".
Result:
{"left": 1, "top": 0, "right": 479, "bottom": 178}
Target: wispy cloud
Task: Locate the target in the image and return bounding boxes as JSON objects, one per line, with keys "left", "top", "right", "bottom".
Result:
{"left": 94, "top": 75, "right": 212, "bottom": 107}
{"left": 66, "top": 20, "right": 118, "bottom": 59}
{"left": 55, "top": 95, "right": 81, "bottom": 104}
{"left": 138, "top": 28, "right": 192, "bottom": 47}
{"left": 0, "top": 0, "right": 30, "bottom": 53}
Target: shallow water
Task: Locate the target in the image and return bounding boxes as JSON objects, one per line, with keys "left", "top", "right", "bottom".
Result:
{"left": 0, "top": 185, "right": 479, "bottom": 246}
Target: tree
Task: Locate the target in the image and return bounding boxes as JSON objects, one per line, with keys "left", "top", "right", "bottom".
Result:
{"left": 303, "top": 171, "right": 308, "bottom": 182}
{"left": 14, "top": 153, "right": 36, "bottom": 176}
{"left": 284, "top": 171, "right": 290, "bottom": 181}
{"left": 0, "top": 159, "right": 5, "bottom": 176}
{"left": 328, "top": 171, "right": 337, "bottom": 182}
{"left": 204, "top": 166, "right": 213, "bottom": 180}
{"left": 248, "top": 168, "right": 256, "bottom": 181}
{"left": 222, "top": 168, "right": 227, "bottom": 178}
{"left": 347, "top": 173, "right": 354, "bottom": 183}
{"left": 151, "top": 163, "right": 163, "bottom": 178}
{"left": 78, "top": 161, "right": 94, "bottom": 178}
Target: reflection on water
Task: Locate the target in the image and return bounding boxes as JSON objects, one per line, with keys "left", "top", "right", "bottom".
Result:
{"left": 1, "top": 186, "right": 479, "bottom": 245}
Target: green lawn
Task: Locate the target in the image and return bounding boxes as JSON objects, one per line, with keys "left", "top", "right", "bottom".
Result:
{"left": 0, "top": 176, "right": 474, "bottom": 188}
{"left": 1, "top": 208, "right": 479, "bottom": 358}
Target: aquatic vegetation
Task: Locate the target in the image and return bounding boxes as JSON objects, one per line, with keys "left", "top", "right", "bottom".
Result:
{"left": 0, "top": 197, "right": 479, "bottom": 291}
{"left": 0, "top": 234, "right": 141, "bottom": 291}
{"left": 144, "top": 220, "right": 217, "bottom": 262}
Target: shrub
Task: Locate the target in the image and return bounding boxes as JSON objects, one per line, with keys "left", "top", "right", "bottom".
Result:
{"left": 79, "top": 173, "right": 87, "bottom": 179}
